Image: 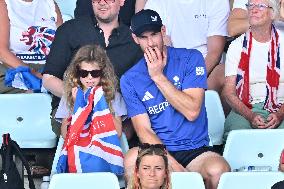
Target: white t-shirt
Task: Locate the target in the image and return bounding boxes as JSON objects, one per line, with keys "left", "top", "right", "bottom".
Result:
{"left": 145, "top": 0, "right": 230, "bottom": 58}
{"left": 55, "top": 92, "right": 127, "bottom": 120}
{"left": 225, "top": 29, "right": 284, "bottom": 104}
{"left": 5, "top": 0, "right": 57, "bottom": 65}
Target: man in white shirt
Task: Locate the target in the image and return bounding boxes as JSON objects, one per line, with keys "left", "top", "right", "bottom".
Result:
{"left": 223, "top": 0, "right": 284, "bottom": 140}
{"left": 144, "top": 0, "right": 230, "bottom": 114}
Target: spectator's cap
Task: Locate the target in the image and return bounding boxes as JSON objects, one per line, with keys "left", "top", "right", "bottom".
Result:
{"left": 131, "top": 9, "right": 163, "bottom": 36}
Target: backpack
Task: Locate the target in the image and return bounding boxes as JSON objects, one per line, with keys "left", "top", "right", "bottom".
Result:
{"left": 0, "top": 134, "right": 35, "bottom": 189}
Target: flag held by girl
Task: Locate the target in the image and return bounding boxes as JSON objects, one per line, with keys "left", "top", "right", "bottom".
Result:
{"left": 56, "top": 86, "right": 124, "bottom": 175}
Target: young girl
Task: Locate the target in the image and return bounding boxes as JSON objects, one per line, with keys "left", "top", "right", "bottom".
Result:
{"left": 55, "top": 44, "right": 126, "bottom": 139}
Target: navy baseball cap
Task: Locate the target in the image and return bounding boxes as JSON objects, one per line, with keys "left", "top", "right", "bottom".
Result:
{"left": 131, "top": 9, "right": 163, "bottom": 36}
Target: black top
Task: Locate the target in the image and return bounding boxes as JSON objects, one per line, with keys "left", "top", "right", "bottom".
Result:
{"left": 74, "top": 0, "right": 136, "bottom": 26}
{"left": 271, "top": 180, "right": 284, "bottom": 189}
{"left": 43, "top": 15, "right": 143, "bottom": 109}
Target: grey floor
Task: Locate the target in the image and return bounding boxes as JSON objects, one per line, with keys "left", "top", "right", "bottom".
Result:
{"left": 24, "top": 176, "right": 42, "bottom": 189}
{"left": 23, "top": 148, "right": 55, "bottom": 189}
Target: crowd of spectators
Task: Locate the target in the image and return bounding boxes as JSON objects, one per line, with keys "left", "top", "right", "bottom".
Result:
{"left": 1, "top": 0, "right": 284, "bottom": 189}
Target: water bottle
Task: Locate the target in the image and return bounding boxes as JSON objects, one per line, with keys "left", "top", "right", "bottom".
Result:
{"left": 236, "top": 165, "right": 272, "bottom": 172}
{"left": 40, "top": 176, "right": 50, "bottom": 189}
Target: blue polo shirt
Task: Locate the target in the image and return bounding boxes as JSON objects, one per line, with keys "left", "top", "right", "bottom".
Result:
{"left": 120, "top": 47, "right": 209, "bottom": 151}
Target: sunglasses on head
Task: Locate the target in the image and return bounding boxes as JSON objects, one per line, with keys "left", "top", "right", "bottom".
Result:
{"left": 77, "top": 69, "right": 102, "bottom": 78}
{"left": 138, "top": 143, "right": 166, "bottom": 152}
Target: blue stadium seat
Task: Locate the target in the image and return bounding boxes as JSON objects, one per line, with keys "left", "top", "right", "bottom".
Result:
{"left": 62, "top": 14, "right": 73, "bottom": 22}
{"left": 49, "top": 172, "right": 120, "bottom": 189}
{"left": 223, "top": 129, "right": 284, "bottom": 171}
{"left": 205, "top": 90, "right": 225, "bottom": 145}
{"left": 55, "top": 0, "right": 76, "bottom": 18}
{"left": 171, "top": 172, "right": 205, "bottom": 189}
{"left": 0, "top": 93, "right": 57, "bottom": 148}
{"left": 217, "top": 172, "right": 284, "bottom": 189}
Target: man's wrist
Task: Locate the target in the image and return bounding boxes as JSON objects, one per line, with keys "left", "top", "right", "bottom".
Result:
{"left": 247, "top": 111, "right": 256, "bottom": 123}
{"left": 151, "top": 73, "right": 167, "bottom": 84}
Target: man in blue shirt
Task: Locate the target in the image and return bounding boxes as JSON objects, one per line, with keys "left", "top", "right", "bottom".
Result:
{"left": 120, "top": 9, "right": 230, "bottom": 189}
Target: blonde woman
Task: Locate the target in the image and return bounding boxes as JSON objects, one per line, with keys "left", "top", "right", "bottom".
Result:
{"left": 127, "top": 143, "right": 171, "bottom": 189}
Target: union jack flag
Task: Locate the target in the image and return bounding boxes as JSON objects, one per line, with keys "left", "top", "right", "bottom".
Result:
{"left": 236, "top": 26, "right": 281, "bottom": 112}
{"left": 236, "top": 31, "right": 252, "bottom": 109}
{"left": 264, "top": 25, "right": 281, "bottom": 112}
{"left": 56, "top": 87, "right": 124, "bottom": 175}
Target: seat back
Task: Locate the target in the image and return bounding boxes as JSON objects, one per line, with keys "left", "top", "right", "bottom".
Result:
{"left": 205, "top": 90, "right": 225, "bottom": 145}
{"left": 171, "top": 172, "right": 205, "bottom": 189}
{"left": 55, "top": 0, "right": 76, "bottom": 18}
{"left": 50, "top": 133, "right": 129, "bottom": 188}
{"left": 223, "top": 129, "right": 284, "bottom": 171}
{"left": 49, "top": 172, "right": 120, "bottom": 189}
{"left": 0, "top": 93, "right": 56, "bottom": 148}
{"left": 217, "top": 172, "right": 284, "bottom": 189}
{"left": 120, "top": 132, "right": 129, "bottom": 154}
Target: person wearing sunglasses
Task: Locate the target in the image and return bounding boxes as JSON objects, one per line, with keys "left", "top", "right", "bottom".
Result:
{"left": 55, "top": 44, "right": 127, "bottom": 139}
{"left": 228, "top": 0, "right": 284, "bottom": 37}
{"left": 74, "top": 0, "right": 145, "bottom": 27}
{"left": 127, "top": 143, "right": 171, "bottom": 189}
{"left": 223, "top": 0, "right": 284, "bottom": 140}
{"left": 42, "top": 0, "right": 142, "bottom": 136}
{"left": 121, "top": 10, "right": 230, "bottom": 189}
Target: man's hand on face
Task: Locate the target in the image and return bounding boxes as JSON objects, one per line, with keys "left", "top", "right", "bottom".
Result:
{"left": 144, "top": 46, "right": 167, "bottom": 81}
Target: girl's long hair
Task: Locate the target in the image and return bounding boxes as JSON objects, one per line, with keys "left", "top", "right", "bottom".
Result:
{"left": 127, "top": 147, "right": 171, "bottom": 189}
{"left": 63, "top": 44, "right": 118, "bottom": 112}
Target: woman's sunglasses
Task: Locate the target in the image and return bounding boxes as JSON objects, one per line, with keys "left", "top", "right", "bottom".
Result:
{"left": 77, "top": 69, "right": 102, "bottom": 78}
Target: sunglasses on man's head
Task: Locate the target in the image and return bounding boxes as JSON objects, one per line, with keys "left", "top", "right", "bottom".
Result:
{"left": 77, "top": 69, "right": 102, "bottom": 78}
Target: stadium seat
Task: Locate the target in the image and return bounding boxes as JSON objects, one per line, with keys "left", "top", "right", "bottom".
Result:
{"left": 0, "top": 93, "right": 57, "bottom": 148}
{"left": 223, "top": 129, "right": 284, "bottom": 171}
{"left": 62, "top": 14, "right": 73, "bottom": 22}
{"left": 205, "top": 90, "right": 225, "bottom": 145}
{"left": 171, "top": 172, "right": 205, "bottom": 189}
{"left": 55, "top": 0, "right": 76, "bottom": 18}
{"left": 50, "top": 136, "right": 64, "bottom": 175}
{"left": 120, "top": 131, "right": 129, "bottom": 154}
{"left": 50, "top": 133, "right": 129, "bottom": 188}
{"left": 217, "top": 172, "right": 284, "bottom": 189}
{"left": 49, "top": 172, "right": 120, "bottom": 189}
